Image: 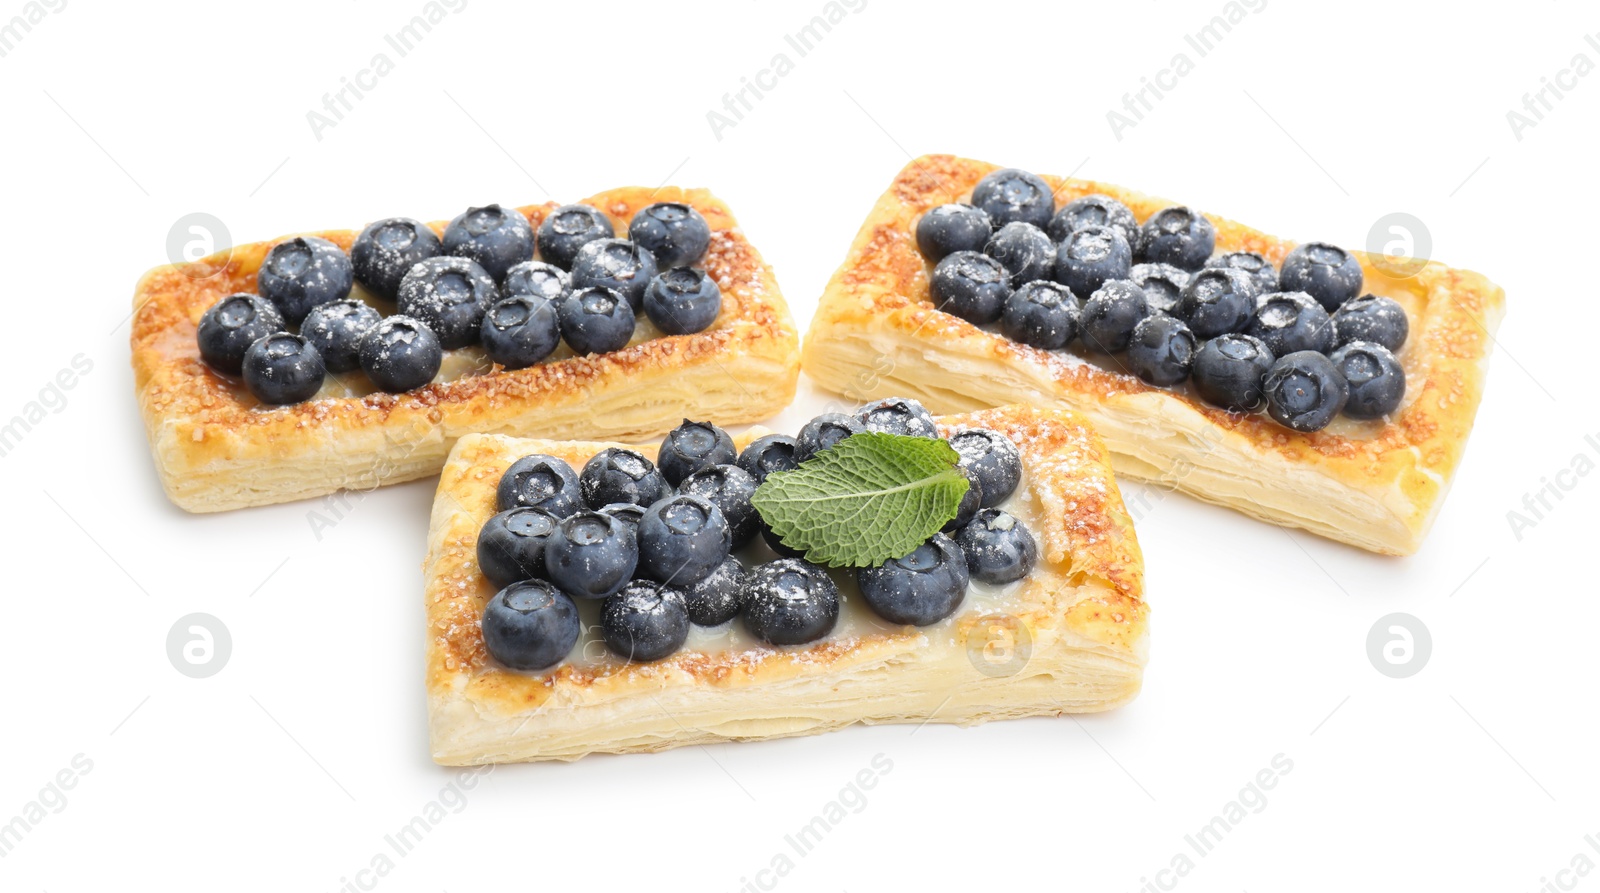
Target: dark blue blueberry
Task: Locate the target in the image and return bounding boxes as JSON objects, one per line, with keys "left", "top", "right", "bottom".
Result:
{"left": 679, "top": 463, "right": 759, "bottom": 547}
{"left": 999, "top": 280, "right": 1079, "bottom": 350}
{"left": 643, "top": 267, "right": 722, "bottom": 335}
{"left": 629, "top": 202, "right": 711, "bottom": 268}
{"left": 396, "top": 256, "right": 498, "bottom": 349}
{"left": 1329, "top": 341, "right": 1405, "bottom": 420}
{"left": 257, "top": 236, "right": 354, "bottom": 325}
{"left": 954, "top": 509, "right": 1037, "bottom": 585}
{"left": 442, "top": 204, "right": 534, "bottom": 283}
{"left": 1129, "top": 263, "right": 1190, "bottom": 315}
{"left": 737, "top": 434, "right": 799, "bottom": 484}
{"left": 761, "top": 524, "right": 805, "bottom": 559}
{"left": 1206, "top": 251, "right": 1278, "bottom": 297}
{"left": 1127, "top": 315, "right": 1196, "bottom": 386}
{"left": 637, "top": 494, "right": 731, "bottom": 586}
{"left": 570, "top": 238, "right": 658, "bottom": 313}
{"left": 350, "top": 217, "right": 441, "bottom": 302}
{"left": 1048, "top": 193, "right": 1138, "bottom": 247}
{"left": 477, "top": 507, "right": 559, "bottom": 588}
{"left": 536, "top": 204, "right": 615, "bottom": 271}
{"left": 502, "top": 261, "right": 570, "bottom": 304}
{"left": 545, "top": 511, "right": 639, "bottom": 600}
{"left": 1245, "top": 291, "right": 1334, "bottom": 357}
{"left": 1176, "top": 268, "right": 1254, "bottom": 338}
{"left": 598, "top": 502, "right": 646, "bottom": 531}
{"left": 916, "top": 203, "right": 993, "bottom": 262}
{"left": 984, "top": 222, "right": 1056, "bottom": 287}
{"left": 558, "top": 286, "right": 636, "bottom": 355}
{"left": 857, "top": 533, "right": 969, "bottom": 626}
{"left": 301, "top": 299, "right": 382, "bottom": 374}
{"left": 481, "top": 580, "right": 581, "bottom": 671}
{"left": 740, "top": 558, "right": 840, "bottom": 645}
{"left": 1279, "top": 242, "right": 1364, "bottom": 312}
{"left": 1192, "top": 333, "right": 1275, "bottom": 412}
{"left": 1055, "top": 225, "right": 1133, "bottom": 299}
{"left": 1080, "top": 279, "right": 1150, "bottom": 353}
{"left": 496, "top": 453, "right": 582, "bottom": 517}
{"left": 1136, "top": 206, "right": 1216, "bottom": 272}
{"left": 1263, "top": 350, "right": 1348, "bottom": 431}
{"left": 197, "top": 294, "right": 285, "bottom": 375}
{"left": 1332, "top": 294, "right": 1409, "bottom": 352}
{"left": 971, "top": 168, "right": 1054, "bottom": 229}
{"left": 601, "top": 580, "right": 690, "bottom": 662}
{"left": 949, "top": 428, "right": 1021, "bottom": 508}
{"left": 683, "top": 556, "right": 747, "bottom": 626}
{"left": 481, "top": 295, "right": 561, "bottom": 369}
{"left": 242, "top": 333, "right": 325, "bottom": 405}
{"left": 856, "top": 396, "right": 939, "bottom": 438}
{"left": 930, "top": 250, "right": 1011, "bottom": 325}
{"left": 658, "top": 419, "right": 737, "bottom": 486}
{"left": 580, "top": 447, "right": 668, "bottom": 510}
{"left": 942, "top": 466, "right": 984, "bottom": 534}
{"left": 358, "top": 315, "right": 443, "bottom": 393}
{"left": 795, "top": 412, "right": 865, "bottom": 462}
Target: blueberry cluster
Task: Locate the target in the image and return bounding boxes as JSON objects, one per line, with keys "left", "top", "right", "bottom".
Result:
{"left": 476, "top": 396, "right": 1038, "bottom": 672}
{"left": 916, "top": 168, "right": 1412, "bottom": 432}
{"left": 195, "top": 202, "right": 723, "bottom": 406}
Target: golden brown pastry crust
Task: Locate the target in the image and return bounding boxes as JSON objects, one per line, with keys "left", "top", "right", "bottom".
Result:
{"left": 422, "top": 405, "right": 1146, "bottom": 764}
{"left": 131, "top": 187, "right": 800, "bottom": 513}
{"left": 802, "top": 154, "right": 1506, "bottom": 555}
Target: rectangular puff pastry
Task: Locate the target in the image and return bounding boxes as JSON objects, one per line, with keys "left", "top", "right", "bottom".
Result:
{"left": 802, "top": 155, "right": 1506, "bottom": 556}
{"left": 131, "top": 187, "right": 800, "bottom": 513}
{"left": 422, "top": 405, "right": 1147, "bottom": 764}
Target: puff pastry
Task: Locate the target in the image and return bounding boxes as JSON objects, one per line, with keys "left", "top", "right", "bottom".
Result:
{"left": 422, "top": 405, "right": 1146, "bottom": 764}
{"left": 131, "top": 187, "right": 800, "bottom": 513}
{"left": 802, "top": 155, "right": 1506, "bottom": 555}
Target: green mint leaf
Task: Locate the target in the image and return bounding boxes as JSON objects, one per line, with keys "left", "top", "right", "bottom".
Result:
{"left": 750, "top": 432, "right": 969, "bottom": 568}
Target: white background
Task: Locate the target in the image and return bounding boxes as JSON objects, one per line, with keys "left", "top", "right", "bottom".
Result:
{"left": 2, "top": 0, "right": 1596, "bottom": 890}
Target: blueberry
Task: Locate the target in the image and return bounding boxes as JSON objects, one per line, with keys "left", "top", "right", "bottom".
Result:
{"left": 358, "top": 315, "right": 443, "bottom": 392}
{"left": 1129, "top": 263, "right": 1191, "bottom": 315}
{"left": 558, "top": 286, "right": 636, "bottom": 355}
{"left": 954, "top": 509, "right": 1037, "bottom": 585}
{"left": 1055, "top": 225, "right": 1133, "bottom": 299}
{"left": 1206, "top": 251, "right": 1278, "bottom": 297}
{"left": 643, "top": 267, "right": 722, "bottom": 335}
{"left": 477, "top": 507, "right": 559, "bottom": 588}
{"left": 601, "top": 580, "right": 690, "bottom": 662}
{"left": 580, "top": 447, "right": 668, "bottom": 510}
{"left": 257, "top": 236, "right": 354, "bottom": 324}
{"left": 598, "top": 502, "right": 646, "bottom": 531}
{"left": 949, "top": 428, "right": 1022, "bottom": 507}
{"left": 481, "top": 580, "right": 581, "bottom": 671}
{"left": 1279, "top": 242, "right": 1364, "bottom": 312}
{"left": 971, "top": 168, "right": 1054, "bottom": 229}
{"left": 678, "top": 463, "right": 759, "bottom": 547}
{"left": 637, "top": 494, "right": 731, "bottom": 586}
{"left": 301, "top": 299, "right": 382, "bottom": 374}
{"left": 1263, "top": 350, "right": 1348, "bottom": 432}
{"left": 502, "top": 261, "right": 570, "bottom": 304}
{"left": 740, "top": 558, "right": 840, "bottom": 645}
{"left": 1332, "top": 294, "right": 1409, "bottom": 352}
{"left": 794, "top": 412, "right": 865, "bottom": 462}
{"left": 984, "top": 222, "right": 1056, "bottom": 287}
{"left": 916, "top": 203, "right": 993, "bottom": 261}
{"left": 1079, "top": 279, "right": 1150, "bottom": 353}
{"left": 442, "top": 204, "right": 534, "bottom": 282}
{"left": 1000, "top": 280, "right": 1080, "bottom": 350}
{"left": 629, "top": 202, "right": 711, "bottom": 268}
{"left": 1329, "top": 341, "right": 1405, "bottom": 420}
{"left": 761, "top": 524, "right": 805, "bottom": 559}
{"left": 1136, "top": 206, "right": 1215, "bottom": 271}
{"left": 1127, "top": 315, "right": 1196, "bottom": 386}
{"left": 396, "top": 256, "right": 498, "bottom": 349}
{"left": 857, "top": 533, "right": 970, "bottom": 626}
{"left": 1245, "top": 291, "right": 1334, "bottom": 357}
{"left": 658, "top": 419, "right": 738, "bottom": 486}
{"left": 1048, "top": 193, "right": 1139, "bottom": 247}
{"left": 856, "top": 396, "right": 939, "bottom": 438}
{"left": 570, "top": 238, "right": 658, "bottom": 313}
{"left": 930, "top": 250, "right": 1011, "bottom": 325}
{"left": 350, "top": 217, "right": 441, "bottom": 302}
{"left": 197, "top": 294, "right": 284, "bottom": 375}
{"left": 1192, "top": 333, "right": 1275, "bottom": 412}
{"left": 537, "top": 204, "right": 615, "bottom": 271}
{"left": 683, "top": 556, "right": 747, "bottom": 626}
{"left": 242, "top": 333, "right": 325, "bottom": 405}
{"left": 1176, "top": 268, "right": 1254, "bottom": 338}
{"left": 496, "top": 453, "right": 582, "bottom": 517}
{"left": 737, "top": 434, "right": 799, "bottom": 484}
{"left": 545, "top": 511, "right": 639, "bottom": 600}
{"left": 942, "top": 466, "right": 984, "bottom": 534}
{"left": 481, "top": 295, "right": 561, "bottom": 369}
